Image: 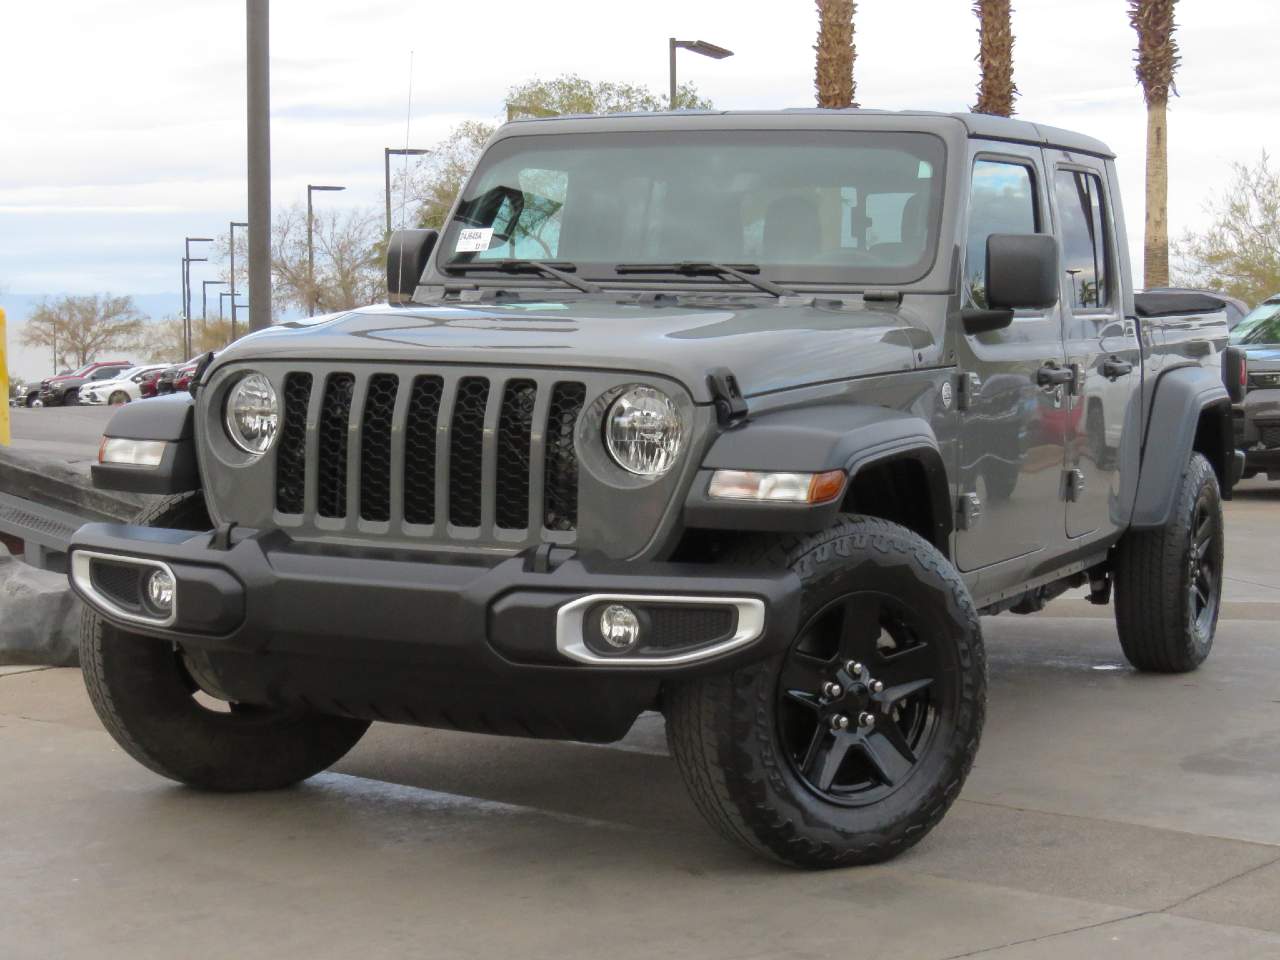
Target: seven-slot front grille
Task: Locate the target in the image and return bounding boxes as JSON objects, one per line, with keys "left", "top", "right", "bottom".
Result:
{"left": 273, "top": 370, "right": 588, "bottom": 540}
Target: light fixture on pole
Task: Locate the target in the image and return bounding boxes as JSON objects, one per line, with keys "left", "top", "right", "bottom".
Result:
{"left": 384, "top": 148, "right": 429, "bottom": 235}
{"left": 668, "top": 38, "right": 733, "bottom": 109}
{"left": 306, "top": 184, "right": 345, "bottom": 316}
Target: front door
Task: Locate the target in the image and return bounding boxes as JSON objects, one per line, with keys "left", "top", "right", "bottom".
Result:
{"left": 954, "top": 149, "right": 1069, "bottom": 574}
{"left": 1047, "top": 154, "right": 1141, "bottom": 540}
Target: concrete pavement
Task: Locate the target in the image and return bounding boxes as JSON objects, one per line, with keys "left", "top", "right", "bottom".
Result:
{"left": 5, "top": 405, "right": 115, "bottom": 462}
{"left": 3, "top": 608, "right": 1280, "bottom": 959}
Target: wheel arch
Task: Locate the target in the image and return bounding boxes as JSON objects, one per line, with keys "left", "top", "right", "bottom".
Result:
{"left": 682, "top": 404, "right": 953, "bottom": 556}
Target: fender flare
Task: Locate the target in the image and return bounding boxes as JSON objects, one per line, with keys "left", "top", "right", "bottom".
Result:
{"left": 683, "top": 404, "right": 952, "bottom": 548}
{"left": 91, "top": 394, "right": 200, "bottom": 495}
{"left": 1131, "top": 364, "right": 1233, "bottom": 529}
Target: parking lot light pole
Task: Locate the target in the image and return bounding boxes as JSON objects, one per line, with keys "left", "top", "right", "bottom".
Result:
{"left": 183, "top": 237, "right": 213, "bottom": 357}
{"left": 202, "top": 280, "right": 227, "bottom": 349}
{"left": 668, "top": 38, "right": 733, "bottom": 108}
{"left": 229, "top": 220, "right": 248, "bottom": 337}
{"left": 306, "top": 184, "right": 345, "bottom": 316}
{"left": 384, "top": 149, "right": 429, "bottom": 235}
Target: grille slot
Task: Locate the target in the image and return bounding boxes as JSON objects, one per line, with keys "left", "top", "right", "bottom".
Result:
{"left": 448, "top": 377, "right": 490, "bottom": 527}
{"left": 544, "top": 382, "right": 586, "bottom": 532}
{"left": 317, "top": 373, "right": 355, "bottom": 518}
{"left": 360, "top": 374, "right": 399, "bottom": 521}
{"left": 496, "top": 380, "right": 537, "bottom": 529}
{"left": 403, "top": 376, "right": 444, "bottom": 524}
{"left": 276, "top": 372, "right": 313, "bottom": 514}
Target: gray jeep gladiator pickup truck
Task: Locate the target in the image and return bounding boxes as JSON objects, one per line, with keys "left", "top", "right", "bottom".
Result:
{"left": 70, "top": 110, "right": 1244, "bottom": 867}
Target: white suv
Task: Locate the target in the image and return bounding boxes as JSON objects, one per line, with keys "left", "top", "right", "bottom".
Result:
{"left": 79, "top": 365, "right": 171, "bottom": 405}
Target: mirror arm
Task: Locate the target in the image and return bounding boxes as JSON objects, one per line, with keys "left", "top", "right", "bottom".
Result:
{"left": 960, "top": 307, "right": 1015, "bottom": 335}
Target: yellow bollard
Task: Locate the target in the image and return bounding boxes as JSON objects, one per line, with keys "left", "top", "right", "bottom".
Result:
{"left": 0, "top": 307, "right": 9, "bottom": 446}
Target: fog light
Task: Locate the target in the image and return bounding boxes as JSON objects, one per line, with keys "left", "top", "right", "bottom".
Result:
{"left": 599, "top": 604, "right": 641, "bottom": 651}
{"left": 146, "top": 569, "right": 175, "bottom": 613}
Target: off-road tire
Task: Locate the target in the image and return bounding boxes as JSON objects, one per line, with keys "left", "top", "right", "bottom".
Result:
{"left": 664, "top": 515, "right": 986, "bottom": 868}
{"left": 1113, "top": 453, "right": 1223, "bottom": 673}
{"left": 81, "top": 491, "right": 370, "bottom": 791}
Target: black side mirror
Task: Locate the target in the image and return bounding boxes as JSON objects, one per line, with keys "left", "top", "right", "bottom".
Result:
{"left": 386, "top": 229, "right": 439, "bottom": 302}
{"left": 1223, "top": 345, "right": 1248, "bottom": 403}
{"left": 962, "top": 233, "right": 1060, "bottom": 335}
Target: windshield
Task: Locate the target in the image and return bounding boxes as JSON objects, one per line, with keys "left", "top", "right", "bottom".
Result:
{"left": 439, "top": 130, "right": 946, "bottom": 286}
{"left": 1229, "top": 301, "right": 1280, "bottom": 345}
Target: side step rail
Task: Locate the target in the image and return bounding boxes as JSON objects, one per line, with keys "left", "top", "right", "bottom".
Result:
{"left": 0, "top": 490, "right": 86, "bottom": 573}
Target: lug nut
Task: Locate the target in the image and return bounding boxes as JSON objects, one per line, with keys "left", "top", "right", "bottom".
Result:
{"left": 869, "top": 680, "right": 885, "bottom": 694}
{"left": 857, "top": 712, "right": 876, "bottom": 729}
{"left": 846, "top": 661, "right": 864, "bottom": 675}
{"left": 829, "top": 714, "right": 850, "bottom": 731}
{"left": 823, "top": 682, "right": 843, "bottom": 698}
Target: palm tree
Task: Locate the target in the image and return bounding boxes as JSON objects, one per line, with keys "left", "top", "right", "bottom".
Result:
{"left": 972, "top": 0, "right": 1017, "bottom": 116}
{"left": 1129, "top": 0, "right": 1180, "bottom": 287}
{"left": 815, "top": 0, "right": 857, "bottom": 108}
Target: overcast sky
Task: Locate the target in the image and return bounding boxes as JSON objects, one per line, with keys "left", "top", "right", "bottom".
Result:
{"left": 2, "top": 0, "right": 1278, "bottom": 378}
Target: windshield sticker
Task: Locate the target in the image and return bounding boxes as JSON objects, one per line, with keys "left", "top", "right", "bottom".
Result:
{"left": 455, "top": 228, "right": 494, "bottom": 253}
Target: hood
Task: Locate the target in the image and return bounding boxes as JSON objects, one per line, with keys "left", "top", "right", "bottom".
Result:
{"left": 212, "top": 299, "right": 931, "bottom": 402}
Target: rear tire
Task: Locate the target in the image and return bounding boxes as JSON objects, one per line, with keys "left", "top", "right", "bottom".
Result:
{"left": 80, "top": 492, "right": 370, "bottom": 791}
{"left": 1113, "top": 453, "right": 1223, "bottom": 673}
{"left": 109, "top": 390, "right": 129, "bottom": 405}
{"left": 665, "top": 516, "right": 985, "bottom": 868}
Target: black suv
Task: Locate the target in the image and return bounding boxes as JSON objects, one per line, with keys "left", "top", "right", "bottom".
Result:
{"left": 70, "top": 111, "right": 1240, "bottom": 867}
{"left": 1229, "top": 294, "right": 1280, "bottom": 479}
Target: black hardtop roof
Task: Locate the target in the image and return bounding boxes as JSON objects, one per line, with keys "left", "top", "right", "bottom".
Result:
{"left": 499, "top": 108, "right": 1114, "bottom": 159}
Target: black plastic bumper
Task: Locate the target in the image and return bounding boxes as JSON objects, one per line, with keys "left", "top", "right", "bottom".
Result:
{"left": 67, "top": 523, "right": 801, "bottom": 742}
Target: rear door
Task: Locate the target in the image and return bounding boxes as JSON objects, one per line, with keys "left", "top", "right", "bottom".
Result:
{"left": 1047, "top": 153, "right": 1141, "bottom": 540}
{"left": 954, "top": 146, "right": 1069, "bottom": 574}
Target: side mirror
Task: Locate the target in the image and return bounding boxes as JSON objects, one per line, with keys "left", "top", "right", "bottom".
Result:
{"left": 1223, "top": 345, "right": 1248, "bottom": 403}
{"left": 386, "top": 229, "right": 439, "bottom": 302}
{"left": 962, "top": 233, "right": 1060, "bottom": 336}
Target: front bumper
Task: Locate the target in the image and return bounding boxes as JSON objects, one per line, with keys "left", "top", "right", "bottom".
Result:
{"left": 68, "top": 523, "right": 801, "bottom": 741}
{"left": 1233, "top": 389, "right": 1280, "bottom": 472}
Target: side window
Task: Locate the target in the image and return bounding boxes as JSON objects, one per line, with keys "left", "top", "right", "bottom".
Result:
{"left": 1054, "top": 169, "right": 1110, "bottom": 310}
{"left": 966, "top": 160, "right": 1038, "bottom": 308}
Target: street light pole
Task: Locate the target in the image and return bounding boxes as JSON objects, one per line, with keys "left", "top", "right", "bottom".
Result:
{"left": 384, "top": 148, "right": 429, "bottom": 235}
{"left": 202, "top": 280, "right": 227, "bottom": 350}
{"left": 306, "top": 184, "right": 345, "bottom": 316}
{"left": 182, "top": 237, "right": 213, "bottom": 357}
{"left": 229, "top": 220, "right": 247, "bottom": 338}
{"left": 246, "top": 0, "right": 271, "bottom": 333}
{"left": 667, "top": 37, "right": 734, "bottom": 108}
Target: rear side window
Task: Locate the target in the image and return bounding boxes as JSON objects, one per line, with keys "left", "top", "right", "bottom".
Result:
{"left": 1055, "top": 170, "right": 1110, "bottom": 310}
{"left": 966, "top": 160, "right": 1038, "bottom": 308}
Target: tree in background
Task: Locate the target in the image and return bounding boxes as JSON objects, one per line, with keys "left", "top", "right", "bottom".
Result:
{"left": 134, "top": 315, "right": 235, "bottom": 363}
{"left": 19, "top": 294, "right": 145, "bottom": 368}
{"left": 972, "top": 0, "right": 1017, "bottom": 116}
{"left": 1173, "top": 153, "right": 1280, "bottom": 307}
{"left": 398, "top": 74, "right": 713, "bottom": 231}
{"left": 814, "top": 0, "right": 857, "bottom": 108}
{"left": 1128, "top": 0, "right": 1179, "bottom": 287}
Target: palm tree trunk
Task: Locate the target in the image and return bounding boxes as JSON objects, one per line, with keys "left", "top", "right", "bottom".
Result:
{"left": 815, "top": 0, "right": 857, "bottom": 108}
{"left": 973, "top": 0, "right": 1016, "bottom": 116}
{"left": 1143, "top": 96, "right": 1170, "bottom": 286}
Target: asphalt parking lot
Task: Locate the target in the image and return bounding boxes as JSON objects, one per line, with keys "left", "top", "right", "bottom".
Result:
{"left": 3, "top": 412, "right": 1280, "bottom": 958}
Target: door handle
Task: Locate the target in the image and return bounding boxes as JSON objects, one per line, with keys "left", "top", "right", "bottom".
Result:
{"left": 1100, "top": 357, "right": 1133, "bottom": 380}
{"left": 1036, "top": 364, "right": 1075, "bottom": 388}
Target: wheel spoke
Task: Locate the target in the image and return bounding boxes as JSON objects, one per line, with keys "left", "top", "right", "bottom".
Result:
{"left": 860, "top": 725, "right": 916, "bottom": 786}
{"left": 874, "top": 642, "right": 935, "bottom": 690}
{"left": 874, "top": 676, "right": 934, "bottom": 709}
{"left": 838, "top": 596, "right": 883, "bottom": 661}
{"left": 779, "top": 653, "right": 829, "bottom": 709}
{"left": 1194, "top": 511, "right": 1214, "bottom": 552}
{"left": 808, "top": 732, "right": 853, "bottom": 792}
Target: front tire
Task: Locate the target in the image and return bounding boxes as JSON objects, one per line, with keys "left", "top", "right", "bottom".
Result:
{"left": 1113, "top": 453, "right": 1223, "bottom": 673}
{"left": 665, "top": 516, "right": 986, "bottom": 868}
{"left": 81, "top": 492, "right": 370, "bottom": 791}
{"left": 109, "top": 390, "right": 129, "bottom": 405}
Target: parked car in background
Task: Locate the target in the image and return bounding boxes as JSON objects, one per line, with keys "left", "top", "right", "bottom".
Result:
{"left": 1144, "top": 287, "right": 1250, "bottom": 329}
{"left": 38, "top": 360, "right": 134, "bottom": 406}
{"left": 138, "top": 370, "right": 164, "bottom": 399}
{"left": 171, "top": 357, "right": 205, "bottom": 394}
{"left": 153, "top": 365, "right": 179, "bottom": 395}
{"left": 79, "top": 365, "right": 171, "bottom": 406}
{"left": 1229, "top": 294, "right": 1280, "bottom": 480}
{"left": 25, "top": 366, "right": 77, "bottom": 406}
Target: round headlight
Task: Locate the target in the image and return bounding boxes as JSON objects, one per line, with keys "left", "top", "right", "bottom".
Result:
{"left": 604, "top": 386, "right": 683, "bottom": 477}
{"left": 224, "top": 373, "right": 279, "bottom": 455}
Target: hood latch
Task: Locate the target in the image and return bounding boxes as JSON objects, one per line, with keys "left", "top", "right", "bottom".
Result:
{"left": 707, "top": 368, "right": 749, "bottom": 428}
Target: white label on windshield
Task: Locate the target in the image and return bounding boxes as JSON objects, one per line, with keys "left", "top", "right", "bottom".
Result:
{"left": 455, "top": 227, "right": 494, "bottom": 252}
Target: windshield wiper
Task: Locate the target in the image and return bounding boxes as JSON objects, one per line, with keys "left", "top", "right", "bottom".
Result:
{"left": 444, "top": 258, "right": 602, "bottom": 294}
{"left": 615, "top": 261, "right": 796, "bottom": 298}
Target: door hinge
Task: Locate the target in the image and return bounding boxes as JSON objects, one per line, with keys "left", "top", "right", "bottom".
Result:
{"left": 1063, "top": 468, "right": 1085, "bottom": 502}
{"left": 955, "top": 372, "right": 981, "bottom": 412}
{"left": 956, "top": 492, "right": 982, "bottom": 530}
